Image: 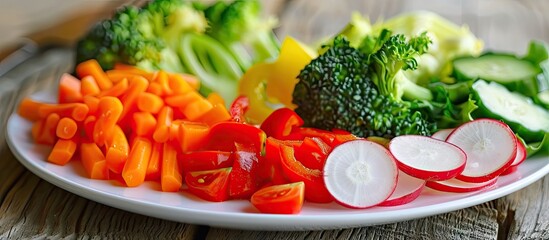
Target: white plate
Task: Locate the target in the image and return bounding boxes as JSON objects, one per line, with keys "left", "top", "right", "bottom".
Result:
{"left": 6, "top": 88, "right": 549, "bottom": 231}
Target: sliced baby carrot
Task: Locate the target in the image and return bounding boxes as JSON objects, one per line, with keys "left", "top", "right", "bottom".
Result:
{"left": 147, "top": 82, "right": 163, "bottom": 97}
{"left": 47, "top": 138, "right": 77, "bottom": 165}
{"left": 18, "top": 97, "right": 44, "bottom": 121}
{"left": 83, "top": 115, "right": 96, "bottom": 141}
{"left": 161, "top": 142, "right": 182, "bottom": 192}
{"left": 154, "top": 71, "right": 173, "bottom": 96}
{"left": 58, "top": 73, "right": 83, "bottom": 104}
{"left": 93, "top": 96, "right": 123, "bottom": 146}
{"left": 164, "top": 91, "right": 202, "bottom": 108}
{"left": 182, "top": 98, "right": 213, "bottom": 121}
{"left": 76, "top": 59, "right": 113, "bottom": 90}
{"left": 82, "top": 95, "right": 99, "bottom": 115}
{"left": 168, "top": 73, "right": 193, "bottom": 95}
{"left": 169, "top": 73, "right": 199, "bottom": 90}
{"left": 80, "top": 142, "right": 109, "bottom": 179}
{"left": 35, "top": 113, "right": 60, "bottom": 145}
{"left": 105, "top": 125, "right": 129, "bottom": 174}
{"left": 80, "top": 75, "right": 101, "bottom": 96}
{"left": 97, "top": 78, "right": 128, "bottom": 98}
{"left": 178, "top": 121, "right": 210, "bottom": 153}
{"left": 146, "top": 142, "right": 163, "bottom": 181}
{"left": 119, "top": 76, "right": 149, "bottom": 122}
{"left": 38, "top": 102, "right": 89, "bottom": 122}
{"left": 132, "top": 112, "right": 157, "bottom": 137}
{"left": 137, "top": 92, "right": 164, "bottom": 114}
{"left": 153, "top": 106, "right": 173, "bottom": 143}
{"left": 197, "top": 104, "right": 231, "bottom": 126}
{"left": 206, "top": 92, "right": 225, "bottom": 107}
{"left": 56, "top": 117, "right": 78, "bottom": 140}
{"left": 122, "top": 137, "right": 152, "bottom": 187}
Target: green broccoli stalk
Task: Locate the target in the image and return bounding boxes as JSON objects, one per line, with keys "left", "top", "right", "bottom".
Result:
{"left": 292, "top": 37, "right": 435, "bottom": 138}
{"left": 205, "top": 0, "right": 280, "bottom": 65}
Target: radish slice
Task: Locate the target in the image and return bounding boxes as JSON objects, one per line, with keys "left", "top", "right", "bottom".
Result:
{"left": 446, "top": 119, "right": 517, "bottom": 183}
{"left": 501, "top": 139, "right": 527, "bottom": 175}
{"left": 426, "top": 177, "right": 497, "bottom": 193}
{"left": 323, "top": 140, "right": 398, "bottom": 208}
{"left": 379, "top": 170, "right": 426, "bottom": 207}
{"left": 431, "top": 128, "right": 454, "bottom": 141}
{"left": 388, "top": 135, "right": 466, "bottom": 181}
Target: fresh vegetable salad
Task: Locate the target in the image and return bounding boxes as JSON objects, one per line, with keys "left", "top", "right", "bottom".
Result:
{"left": 16, "top": 0, "right": 549, "bottom": 214}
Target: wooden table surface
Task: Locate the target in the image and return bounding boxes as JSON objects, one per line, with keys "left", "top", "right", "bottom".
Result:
{"left": 1, "top": 0, "right": 549, "bottom": 239}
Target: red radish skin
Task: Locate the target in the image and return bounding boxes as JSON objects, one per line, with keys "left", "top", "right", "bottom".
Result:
{"left": 431, "top": 128, "right": 454, "bottom": 141}
{"left": 323, "top": 140, "right": 398, "bottom": 209}
{"left": 446, "top": 119, "right": 517, "bottom": 183}
{"left": 379, "top": 170, "right": 426, "bottom": 207}
{"left": 501, "top": 139, "right": 527, "bottom": 175}
{"left": 426, "top": 177, "right": 498, "bottom": 193}
{"left": 389, "top": 135, "right": 466, "bottom": 181}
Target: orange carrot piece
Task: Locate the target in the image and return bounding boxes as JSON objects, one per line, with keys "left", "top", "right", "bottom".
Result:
{"left": 58, "top": 73, "right": 83, "bottom": 103}
{"left": 132, "top": 112, "right": 157, "bottom": 137}
{"left": 105, "top": 125, "right": 129, "bottom": 174}
{"left": 119, "top": 76, "right": 149, "bottom": 122}
{"left": 122, "top": 137, "right": 152, "bottom": 187}
{"left": 164, "top": 92, "right": 202, "bottom": 108}
{"left": 82, "top": 95, "right": 99, "bottom": 115}
{"left": 47, "top": 138, "right": 77, "bottom": 165}
{"left": 146, "top": 82, "right": 164, "bottom": 96}
{"left": 168, "top": 73, "right": 193, "bottom": 95}
{"left": 56, "top": 117, "right": 78, "bottom": 139}
{"left": 18, "top": 97, "right": 45, "bottom": 121}
{"left": 182, "top": 98, "right": 213, "bottom": 121}
{"left": 75, "top": 59, "right": 113, "bottom": 90}
{"left": 153, "top": 106, "right": 173, "bottom": 143}
{"left": 38, "top": 102, "right": 89, "bottom": 122}
{"left": 35, "top": 113, "right": 61, "bottom": 145}
{"left": 83, "top": 115, "right": 96, "bottom": 140}
{"left": 136, "top": 92, "right": 164, "bottom": 114}
{"left": 93, "top": 96, "right": 123, "bottom": 146}
{"left": 80, "top": 75, "right": 101, "bottom": 96}
{"left": 97, "top": 78, "right": 128, "bottom": 98}
{"left": 168, "top": 119, "right": 184, "bottom": 142}
{"left": 106, "top": 71, "right": 140, "bottom": 83}
{"left": 146, "top": 142, "right": 163, "bottom": 181}
{"left": 169, "top": 73, "right": 200, "bottom": 90}
{"left": 161, "top": 142, "right": 182, "bottom": 192}
{"left": 154, "top": 71, "right": 173, "bottom": 96}
{"left": 197, "top": 104, "right": 231, "bottom": 126}
{"left": 206, "top": 92, "right": 225, "bottom": 107}
{"left": 178, "top": 121, "right": 210, "bottom": 153}
{"left": 80, "top": 142, "right": 109, "bottom": 179}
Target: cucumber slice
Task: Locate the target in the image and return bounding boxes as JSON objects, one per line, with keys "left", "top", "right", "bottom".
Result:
{"left": 453, "top": 54, "right": 541, "bottom": 97}
{"left": 472, "top": 80, "right": 549, "bottom": 142}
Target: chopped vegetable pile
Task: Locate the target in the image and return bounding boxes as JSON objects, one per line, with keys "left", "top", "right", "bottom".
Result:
{"left": 15, "top": 0, "right": 549, "bottom": 215}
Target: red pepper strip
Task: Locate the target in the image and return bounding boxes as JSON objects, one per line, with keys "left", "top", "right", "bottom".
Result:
{"left": 260, "top": 108, "right": 304, "bottom": 139}
{"left": 279, "top": 145, "right": 334, "bottom": 203}
{"left": 229, "top": 143, "right": 261, "bottom": 199}
{"left": 294, "top": 137, "right": 331, "bottom": 170}
{"left": 180, "top": 151, "right": 233, "bottom": 173}
{"left": 229, "top": 95, "right": 250, "bottom": 123}
{"left": 260, "top": 137, "right": 302, "bottom": 186}
{"left": 185, "top": 167, "right": 231, "bottom": 202}
{"left": 201, "top": 122, "right": 267, "bottom": 156}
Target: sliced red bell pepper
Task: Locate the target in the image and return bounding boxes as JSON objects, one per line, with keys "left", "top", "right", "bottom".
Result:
{"left": 229, "top": 143, "right": 261, "bottom": 199}
{"left": 287, "top": 127, "right": 336, "bottom": 144}
{"left": 229, "top": 95, "right": 250, "bottom": 123}
{"left": 185, "top": 167, "right": 231, "bottom": 202}
{"left": 260, "top": 137, "right": 302, "bottom": 186}
{"left": 180, "top": 151, "right": 233, "bottom": 173}
{"left": 260, "top": 108, "right": 304, "bottom": 139}
{"left": 294, "top": 137, "right": 331, "bottom": 170}
{"left": 201, "top": 122, "right": 266, "bottom": 156}
{"left": 279, "top": 145, "right": 333, "bottom": 203}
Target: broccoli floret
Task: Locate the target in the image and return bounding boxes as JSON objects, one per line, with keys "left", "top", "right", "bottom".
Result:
{"left": 205, "top": 0, "right": 280, "bottom": 65}
{"left": 292, "top": 37, "right": 435, "bottom": 138}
